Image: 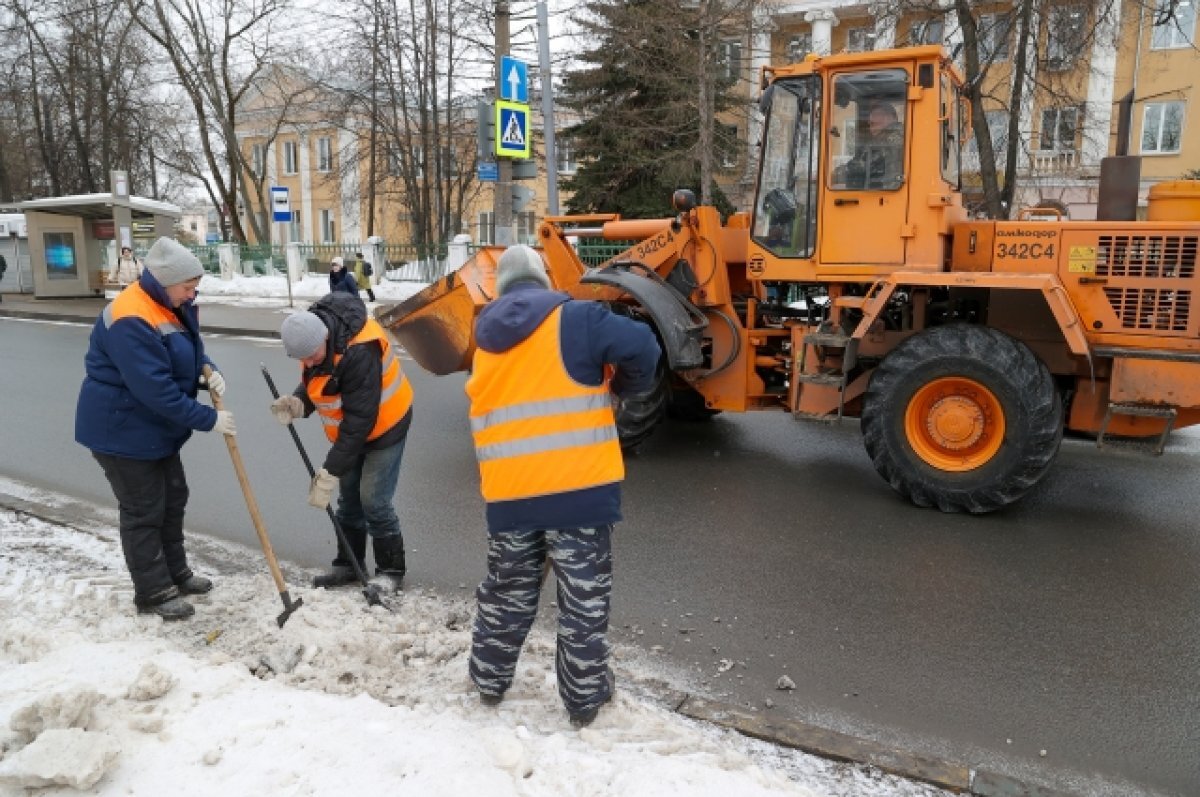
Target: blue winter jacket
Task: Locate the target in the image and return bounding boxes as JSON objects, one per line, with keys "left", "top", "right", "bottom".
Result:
{"left": 75, "top": 270, "right": 218, "bottom": 460}
{"left": 472, "top": 281, "right": 662, "bottom": 533}
{"left": 329, "top": 268, "right": 358, "bottom": 295}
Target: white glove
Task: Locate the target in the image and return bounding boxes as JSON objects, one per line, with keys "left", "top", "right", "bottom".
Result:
{"left": 211, "top": 410, "right": 237, "bottom": 436}
{"left": 202, "top": 370, "right": 226, "bottom": 397}
{"left": 308, "top": 468, "right": 338, "bottom": 509}
{"left": 270, "top": 395, "right": 305, "bottom": 425}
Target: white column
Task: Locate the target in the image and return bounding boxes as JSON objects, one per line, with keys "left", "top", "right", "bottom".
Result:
{"left": 296, "top": 130, "right": 312, "bottom": 244}
{"left": 445, "top": 233, "right": 473, "bottom": 276}
{"left": 338, "top": 128, "right": 362, "bottom": 244}
{"left": 285, "top": 242, "right": 305, "bottom": 281}
{"left": 1015, "top": 5, "right": 1041, "bottom": 187}
{"left": 747, "top": 7, "right": 775, "bottom": 180}
{"left": 1081, "top": 5, "right": 1122, "bottom": 168}
{"left": 805, "top": 9, "right": 839, "bottom": 56}
{"left": 870, "top": 3, "right": 896, "bottom": 50}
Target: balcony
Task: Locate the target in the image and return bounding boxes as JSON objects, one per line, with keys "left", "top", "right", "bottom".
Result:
{"left": 1028, "top": 148, "right": 1078, "bottom": 175}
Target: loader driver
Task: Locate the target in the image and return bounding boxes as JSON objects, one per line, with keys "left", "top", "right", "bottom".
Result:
{"left": 465, "top": 245, "right": 661, "bottom": 728}
{"left": 271, "top": 292, "right": 414, "bottom": 591}
{"left": 838, "top": 101, "right": 904, "bottom": 190}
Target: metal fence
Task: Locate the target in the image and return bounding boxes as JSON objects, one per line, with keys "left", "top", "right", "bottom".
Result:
{"left": 186, "top": 240, "right": 480, "bottom": 283}
{"left": 575, "top": 240, "right": 636, "bottom": 267}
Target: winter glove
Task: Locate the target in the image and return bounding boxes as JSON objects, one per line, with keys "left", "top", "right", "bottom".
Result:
{"left": 270, "top": 395, "right": 305, "bottom": 425}
{"left": 211, "top": 410, "right": 237, "bottom": 436}
{"left": 201, "top": 369, "right": 226, "bottom": 397}
{"left": 308, "top": 468, "right": 338, "bottom": 509}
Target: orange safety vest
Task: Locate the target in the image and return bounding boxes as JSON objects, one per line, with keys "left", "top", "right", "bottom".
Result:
{"left": 104, "top": 281, "right": 184, "bottom": 334}
{"left": 465, "top": 305, "right": 623, "bottom": 502}
{"left": 306, "top": 318, "right": 413, "bottom": 443}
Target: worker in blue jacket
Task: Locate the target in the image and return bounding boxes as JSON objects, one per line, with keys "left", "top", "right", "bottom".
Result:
{"left": 466, "top": 245, "right": 661, "bottom": 727}
{"left": 75, "top": 237, "right": 236, "bottom": 621}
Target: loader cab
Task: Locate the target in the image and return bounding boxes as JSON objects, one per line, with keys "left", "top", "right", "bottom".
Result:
{"left": 750, "top": 47, "right": 967, "bottom": 281}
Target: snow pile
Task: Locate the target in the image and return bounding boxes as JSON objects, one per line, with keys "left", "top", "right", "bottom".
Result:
{"left": 0, "top": 509, "right": 947, "bottom": 796}
{"left": 196, "top": 273, "right": 426, "bottom": 306}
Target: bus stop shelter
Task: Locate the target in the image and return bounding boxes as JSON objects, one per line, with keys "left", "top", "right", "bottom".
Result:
{"left": 17, "top": 193, "right": 181, "bottom": 298}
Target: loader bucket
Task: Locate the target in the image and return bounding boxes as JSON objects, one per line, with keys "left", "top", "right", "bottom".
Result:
{"left": 375, "top": 246, "right": 504, "bottom": 375}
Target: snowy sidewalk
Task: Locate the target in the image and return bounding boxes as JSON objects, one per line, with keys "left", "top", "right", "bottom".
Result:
{"left": 0, "top": 496, "right": 950, "bottom": 797}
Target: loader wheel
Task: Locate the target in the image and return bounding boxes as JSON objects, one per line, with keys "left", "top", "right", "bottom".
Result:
{"left": 614, "top": 360, "right": 669, "bottom": 449}
{"left": 861, "top": 325, "right": 1063, "bottom": 513}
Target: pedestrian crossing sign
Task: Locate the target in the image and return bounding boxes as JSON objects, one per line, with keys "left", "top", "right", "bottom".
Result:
{"left": 495, "top": 100, "right": 531, "bottom": 159}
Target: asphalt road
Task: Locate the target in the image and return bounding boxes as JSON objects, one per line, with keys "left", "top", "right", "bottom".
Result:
{"left": 2, "top": 317, "right": 1197, "bottom": 796}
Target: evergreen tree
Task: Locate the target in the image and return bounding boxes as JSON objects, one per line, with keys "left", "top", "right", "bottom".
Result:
{"left": 560, "top": 0, "right": 740, "bottom": 219}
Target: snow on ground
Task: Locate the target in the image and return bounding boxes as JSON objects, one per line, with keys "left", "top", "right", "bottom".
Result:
{"left": 0, "top": 505, "right": 951, "bottom": 797}
{"left": 194, "top": 273, "right": 427, "bottom": 308}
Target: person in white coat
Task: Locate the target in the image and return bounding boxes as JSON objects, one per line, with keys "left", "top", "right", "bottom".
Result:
{"left": 108, "top": 246, "right": 143, "bottom": 286}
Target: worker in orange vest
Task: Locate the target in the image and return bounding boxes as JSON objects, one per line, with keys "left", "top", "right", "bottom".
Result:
{"left": 465, "top": 245, "right": 661, "bottom": 727}
{"left": 272, "top": 292, "right": 414, "bottom": 589}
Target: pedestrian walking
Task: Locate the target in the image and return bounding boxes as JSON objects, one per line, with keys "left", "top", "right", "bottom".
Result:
{"left": 328, "top": 256, "right": 357, "bottom": 296}
{"left": 108, "top": 245, "right": 143, "bottom": 286}
{"left": 75, "top": 237, "right": 235, "bottom": 621}
{"left": 271, "top": 292, "right": 413, "bottom": 589}
{"left": 465, "top": 245, "right": 661, "bottom": 727}
{"left": 0, "top": 252, "right": 6, "bottom": 303}
{"left": 353, "top": 251, "right": 376, "bottom": 302}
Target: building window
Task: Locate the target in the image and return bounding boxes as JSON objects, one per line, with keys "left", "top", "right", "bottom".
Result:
{"left": 288, "top": 214, "right": 303, "bottom": 243}
{"left": 1046, "top": 6, "right": 1086, "bottom": 70}
{"left": 717, "top": 40, "right": 741, "bottom": 81}
{"left": 909, "top": 18, "right": 944, "bottom": 46}
{"left": 251, "top": 144, "right": 265, "bottom": 177}
{"left": 1152, "top": 0, "right": 1196, "bottom": 48}
{"left": 442, "top": 148, "right": 459, "bottom": 177}
{"left": 1142, "top": 101, "right": 1185, "bottom": 153}
{"left": 718, "top": 123, "right": 739, "bottom": 168}
{"left": 412, "top": 146, "right": 424, "bottom": 179}
{"left": 319, "top": 209, "right": 335, "bottom": 243}
{"left": 979, "top": 13, "right": 1012, "bottom": 61}
{"left": 317, "top": 137, "right": 332, "bottom": 172}
{"left": 517, "top": 212, "right": 537, "bottom": 244}
{"left": 787, "top": 33, "right": 812, "bottom": 62}
{"left": 1039, "top": 107, "right": 1078, "bottom": 151}
{"left": 846, "top": 26, "right": 876, "bottom": 53}
{"left": 283, "top": 141, "right": 298, "bottom": 175}
{"left": 556, "top": 138, "right": 577, "bottom": 174}
{"left": 387, "top": 145, "right": 401, "bottom": 178}
{"left": 477, "top": 211, "right": 495, "bottom": 245}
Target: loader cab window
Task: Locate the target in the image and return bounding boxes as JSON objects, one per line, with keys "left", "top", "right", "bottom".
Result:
{"left": 752, "top": 76, "right": 821, "bottom": 258}
{"left": 829, "top": 69, "right": 908, "bottom": 191}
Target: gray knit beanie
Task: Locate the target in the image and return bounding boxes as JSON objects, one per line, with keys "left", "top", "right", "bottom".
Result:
{"left": 143, "top": 237, "right": 204, "bottom": 287}
{"left": 495, "top": 245, "right": 550, "bottom": 296}
{"left": 280, "top": 311, "right": 329, "bottom": 358}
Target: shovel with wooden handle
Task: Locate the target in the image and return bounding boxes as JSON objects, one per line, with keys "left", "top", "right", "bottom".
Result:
{"left": 203, "top": 365, "right": 303, "bottom": 628}
{"left": 260, "top": 364, "right": 388, "bottom": 611}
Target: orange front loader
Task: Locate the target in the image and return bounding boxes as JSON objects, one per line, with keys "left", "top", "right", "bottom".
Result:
{"left": 379, "top": 45, "right": 1200, "bottom": 514}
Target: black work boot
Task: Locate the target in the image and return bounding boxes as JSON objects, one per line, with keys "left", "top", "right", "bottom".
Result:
{"left": 175, "top": 570, "right": 213, "bottom": 595}
{"left": 568, "top": 667, "right": 616, "bottom": 729}
{"left": 372, "top": 534, "right": 406, "bottom": 591}
{"left": 314, "top": 525, "right": 367, "bottom": 588}
{"left": 135, "top": 586, "right": 195, "bottom": 621}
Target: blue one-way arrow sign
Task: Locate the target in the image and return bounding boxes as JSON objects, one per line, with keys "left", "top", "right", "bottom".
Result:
{"left": 500, "top": 55, "right": 528, "bottom": 103}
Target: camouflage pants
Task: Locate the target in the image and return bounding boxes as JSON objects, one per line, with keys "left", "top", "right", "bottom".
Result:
{"left": 470, "top": 525, "right": 613, "bottom": 714}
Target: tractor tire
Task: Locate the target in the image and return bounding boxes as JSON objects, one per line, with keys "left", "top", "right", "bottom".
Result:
{"left": 615, "top": 358, "right": 669, "bottom": 450}
{"left": 860, "top": 325, "right": 1063, "bottom": 514}
{"left": 667, "top": 385, "right": 721, "bottom": 422}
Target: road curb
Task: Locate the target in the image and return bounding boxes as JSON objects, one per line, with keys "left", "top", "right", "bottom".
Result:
{"left": 0, "top": 490, "right": 1077, "bottom": 797}
{"left": 0, "top": 308, "right": 278, "bottom": 340}
{"left": 677, "top": 695, "right": 1078, "bottom": 796}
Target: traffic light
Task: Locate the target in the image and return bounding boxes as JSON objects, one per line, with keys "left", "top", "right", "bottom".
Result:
{"left": 476, "top": 101, "right": 496, "bottom": 159}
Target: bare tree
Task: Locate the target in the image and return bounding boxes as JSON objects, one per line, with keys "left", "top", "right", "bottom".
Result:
{"left": 130, "top": 0, "right": 292, "bottom": 242}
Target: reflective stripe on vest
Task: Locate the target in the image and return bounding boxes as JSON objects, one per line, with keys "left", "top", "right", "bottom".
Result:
{"left": 465, "top": 305, "right": 623, "bottom": 502}
{"left": 305, "top": 318, "right": 413, "bottom": 442}
{"left": 103, "top": 283, "right": 184, "bottom": 337}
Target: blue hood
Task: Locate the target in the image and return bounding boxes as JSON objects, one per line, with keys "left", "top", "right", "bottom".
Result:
{"left": 474, "top": 283, "right": 569, "bottom": 354}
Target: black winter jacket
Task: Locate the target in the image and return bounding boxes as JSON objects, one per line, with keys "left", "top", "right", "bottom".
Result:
{"left": 292, "top": 293, "right": 411, "bottom": 476}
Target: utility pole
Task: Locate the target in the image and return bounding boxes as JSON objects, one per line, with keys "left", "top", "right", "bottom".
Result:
{"left": 366, "top": 0, "right": 380, "bottom": 238}
{"left": 537, "top": 0, "right": 559, "bottom": 215}
{"left": 494, "top": 1, "right": 514, "bottom": 245}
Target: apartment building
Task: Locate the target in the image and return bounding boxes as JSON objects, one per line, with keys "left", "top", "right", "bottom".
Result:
{"left": 729, "top": 0, "right": 1200, "bottom": 219}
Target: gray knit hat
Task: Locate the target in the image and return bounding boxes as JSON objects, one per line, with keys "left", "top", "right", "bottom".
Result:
{"left": 280, "top": 311, "right": 329, "bottom": 358}
{"left": 143, "top": 237, "right": 204, "bottom": 287}
{"left": 495, "top": 245, "right": 550, "bottom": 296}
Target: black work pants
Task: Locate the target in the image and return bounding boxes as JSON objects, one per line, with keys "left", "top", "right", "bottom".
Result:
{"left": 93, "top": 451, "right": 192, "bottom": 603}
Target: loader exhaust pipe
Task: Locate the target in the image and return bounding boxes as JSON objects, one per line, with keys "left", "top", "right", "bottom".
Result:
{"left": 1097, "top": 90, "right": 1141, "bottom": 222}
